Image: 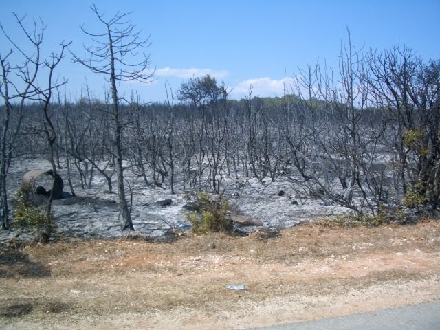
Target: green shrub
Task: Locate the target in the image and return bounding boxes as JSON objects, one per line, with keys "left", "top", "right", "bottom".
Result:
{"left": 13, "top": 188, "right": 56, "bottom": 242}
{"left": 403, "top": 182, "right": 427, "bottom": 208}
{"left": 185, "top": 191, "right": 233, "bottom": 234}
{"left": 403, "top": 129, "right": 423, "bottom": 150}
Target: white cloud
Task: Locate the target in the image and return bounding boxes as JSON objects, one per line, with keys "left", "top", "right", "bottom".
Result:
{"left": 155, "top": 67, "right": 229, "bottom": 79}
{"left": 232, "top": 77, "right": 295, "bottom": 98}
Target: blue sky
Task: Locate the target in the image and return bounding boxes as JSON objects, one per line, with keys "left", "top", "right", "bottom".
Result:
{"left": 1, "top": 0, "right": 439, "bottom": 103}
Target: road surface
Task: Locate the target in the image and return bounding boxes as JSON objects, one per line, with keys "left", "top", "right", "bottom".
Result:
{"left": 250, "top": 300, "right": 440, "bottom": 330}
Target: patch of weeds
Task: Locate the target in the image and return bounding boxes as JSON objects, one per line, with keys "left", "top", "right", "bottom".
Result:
{"left": 317, "top": 206, "right": 411, "bottom": 228}
{"left": 12, "top": 187, "right": 57, "bottom": 243}
{"left": 185, "top": 191, "right": 233, "bottom": 234}
{"left": 316, "top": 214, "right": 384, "bottom": 228}
{"left": 314, "top": 216, "right": 365, "bottom": 228}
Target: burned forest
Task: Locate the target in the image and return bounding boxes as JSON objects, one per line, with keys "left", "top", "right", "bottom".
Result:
{"left": 1, "top": 10, "right": 440, "bottom": 242}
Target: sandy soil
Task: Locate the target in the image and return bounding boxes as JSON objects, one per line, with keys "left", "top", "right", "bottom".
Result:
{"left": 1, "top": 220, "right": 440, "bottom": 329}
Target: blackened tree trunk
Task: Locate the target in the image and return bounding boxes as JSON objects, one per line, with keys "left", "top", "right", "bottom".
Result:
{"left": 0, "top": 15, "right": 44, "bottom": 229}
{"left": 0, "top": 56, "right": 13, "bottom": 230}
{"left": 110, "top": 60, "right": 133, "bottom": 230}
{"left": 72, "top": 4, "right": 154, "bottom": 231}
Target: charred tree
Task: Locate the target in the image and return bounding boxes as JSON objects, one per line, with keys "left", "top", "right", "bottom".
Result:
{"left": 72, "top": 5, "right": 154, "bottom": 230}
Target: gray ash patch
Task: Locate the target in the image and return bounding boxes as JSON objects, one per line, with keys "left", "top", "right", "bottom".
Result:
{"left": 1, "top": 157, "right": 354, "bottom": 245}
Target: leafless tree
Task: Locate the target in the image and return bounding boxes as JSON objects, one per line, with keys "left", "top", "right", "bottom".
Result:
{"left": 288, "top": 31, "right": 390, "bottom": 215}
{"left": 72, "top": 4, "right": 154, "bottom": 230}
{"left": 1, "top": 13, "right": 68, "bottom": 229}
{"left": 1, "top": 13, "right": 69, "bottom": 240}
{"left": 34, "top": 44, "right": 70, "bottom": 222}
{"left": 0, "top": 13, "right": 37, "bottom": 229}
{"left": 368, "top": 47, "right": 440, "bottom": 210}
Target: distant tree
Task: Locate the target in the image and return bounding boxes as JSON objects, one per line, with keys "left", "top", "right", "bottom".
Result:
{"left": 177, "top": 75, "right": 228, "bottom": 193}
{"left": 178, "top": 75, "right": 226, "bottom": 106}
{"left": 72, "top": 4, "right": 154, "bottom": 230}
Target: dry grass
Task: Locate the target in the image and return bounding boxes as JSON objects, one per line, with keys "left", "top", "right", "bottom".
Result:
{"left": 1, "top": 220, "right": 440, "bottom": 329}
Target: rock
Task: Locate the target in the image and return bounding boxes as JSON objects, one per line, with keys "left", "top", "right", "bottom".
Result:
{"left": 278, "top": 190, "right": 285, "bottom": 196}
{"left": 182, "top": 202, "right": 199, "bottom": 212}
{"left": 156, "top": 199, "right": 172, "bottom": 207}
{"left": 309, "top": 188, "right": 325, "bottom": 199}
{"left": 22, "top": 169, "right": 64, "bottom": 199}
{"left": 235, "top": 179, "right": 245, "bottom": 188}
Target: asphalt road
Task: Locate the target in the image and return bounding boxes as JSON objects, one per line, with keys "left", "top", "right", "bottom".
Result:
{"left": 250, "top": 300, "right": 440, "bottom": 330}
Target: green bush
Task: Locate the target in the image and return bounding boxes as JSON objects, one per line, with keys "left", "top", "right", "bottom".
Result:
{"left": 13, "top": 188, "right": 56, "bottom": 242}
{"left": 403, "top": 182, "right": 427, "bottom": 208}
{"left": 185, "top": 192, "right": 233, "bottom": 234}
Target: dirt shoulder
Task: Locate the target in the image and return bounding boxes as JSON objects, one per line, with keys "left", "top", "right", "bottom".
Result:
{"left": 1, "top": 220, "right": 440, "bottom": 329}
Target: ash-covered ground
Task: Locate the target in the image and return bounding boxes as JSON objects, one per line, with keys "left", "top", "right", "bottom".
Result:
{"left": 1, "top": 157, "right": 353, "bottom": 244}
